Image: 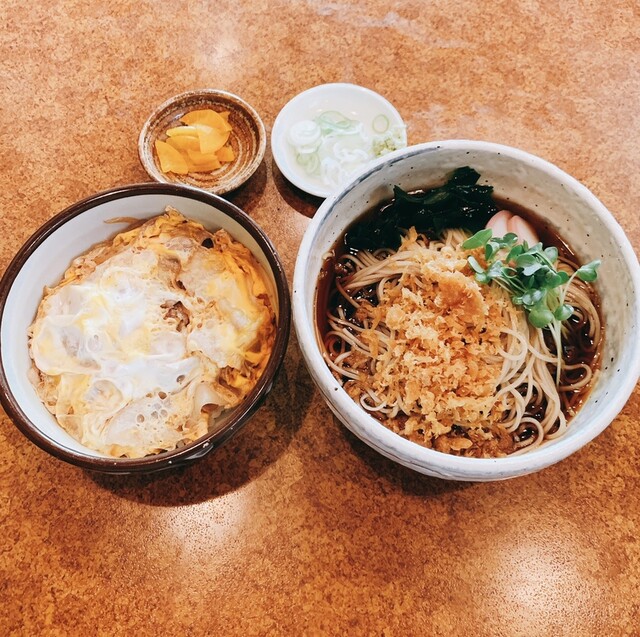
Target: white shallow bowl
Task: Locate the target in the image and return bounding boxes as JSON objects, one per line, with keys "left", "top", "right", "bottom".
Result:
{"left": 0, "top": 183, "right": 291, "bottom": 473}
{"left": 293, "top": 140, "right": 640, "bottom": 481}
{"left": 271, "top": 83, "right": 406, "bottom": 198}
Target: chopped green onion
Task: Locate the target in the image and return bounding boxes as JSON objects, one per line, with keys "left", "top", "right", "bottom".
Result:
{"left": 372, "top": 114, "right": 389, "bottom": 133}
{"left": 288, "top": 110, "right": 407, "bottom": 189}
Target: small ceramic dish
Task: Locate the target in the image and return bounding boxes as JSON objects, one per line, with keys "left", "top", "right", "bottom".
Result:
{"left": 271, "top": 83, "right": 406, "bottom": 198}
{"left": 0, "top": 183, "right": 290, "bottom": 473}
{"left": 139, "top": 89, "right": 266, "bottom": 195}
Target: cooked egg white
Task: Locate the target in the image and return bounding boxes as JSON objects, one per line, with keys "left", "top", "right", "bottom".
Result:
{"left": 28, "top": 208, "right": 276, "bottom": 458}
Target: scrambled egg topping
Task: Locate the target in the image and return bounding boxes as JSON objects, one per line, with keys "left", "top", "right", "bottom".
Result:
{"left": 28, "top": 208, "right": 276, "bottom": 458}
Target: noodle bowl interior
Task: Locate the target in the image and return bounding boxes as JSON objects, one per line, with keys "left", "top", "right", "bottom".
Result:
{"left": 317, "top": 170, "right": 602, "bottom": 458}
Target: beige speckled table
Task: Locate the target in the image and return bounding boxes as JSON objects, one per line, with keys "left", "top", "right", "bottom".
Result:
{"left": 1, "top": 2, "right": 639, "bottom": 635}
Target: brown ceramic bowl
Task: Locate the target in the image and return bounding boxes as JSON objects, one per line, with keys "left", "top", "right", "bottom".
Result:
{"left": 139, "top": 89, "right": 266, "bottom": 194}
{"left": 0, "top": 183, "right": 290, "bottom": 473}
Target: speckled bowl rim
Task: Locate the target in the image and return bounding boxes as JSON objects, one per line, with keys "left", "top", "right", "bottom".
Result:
{"left": 0, "top": 183, "right": 291, "bottom": 473}
{"left": 293, "top": 139, "right": 640, "bottom": 481}
{"left": 138, "top": 89, "right": 267, "bottom": 195}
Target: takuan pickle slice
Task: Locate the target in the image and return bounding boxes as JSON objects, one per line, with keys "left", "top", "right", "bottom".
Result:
{"left": 156, "top": 109, "right": 236, "bottom": 174}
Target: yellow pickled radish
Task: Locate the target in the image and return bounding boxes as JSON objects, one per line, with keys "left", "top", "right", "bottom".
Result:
{"left": 165, "top": 125, "right": 199, "bottom": 137}
{"left": 187, "top": 160, "right": 224, "bottom": 173}
{"left": 157, "top": 108, "right": 236, "bottom": 175}
{"left": 216, "top": 145, "right": 235, "bottom": 162}
{"left": 154, "top": 140, "right": 189, "bottom": 175}
{"left": 165, "top": 135, "right": 200, "bottom": 152}
{"left": 196, "top": 125, "right": 230, "bottom": 154}
{"left": 181, "top": 109, "right": 232, "bottom": 132}
{"left": 187, "top": 149, "right": 222, "bottom": 168}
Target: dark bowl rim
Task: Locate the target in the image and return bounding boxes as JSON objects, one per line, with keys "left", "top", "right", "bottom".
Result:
{"left": 0, "top": 182, "right": 291, "bottom": 473}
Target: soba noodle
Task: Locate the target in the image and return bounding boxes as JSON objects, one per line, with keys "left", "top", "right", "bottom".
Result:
{"left": 323, "top": 227, "right": 601, "bottom": 457}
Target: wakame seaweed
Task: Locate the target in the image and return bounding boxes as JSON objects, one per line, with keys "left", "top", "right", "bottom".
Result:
{"left": 344, "top": 167, "right": 498, "bottom": 250}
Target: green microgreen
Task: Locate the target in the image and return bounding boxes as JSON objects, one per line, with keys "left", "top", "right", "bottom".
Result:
{"left": 462, "top": 228, "right": 601, "bottom": 385}
{"left": 575, "top": 261, "right": 600, "bottom": 282}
